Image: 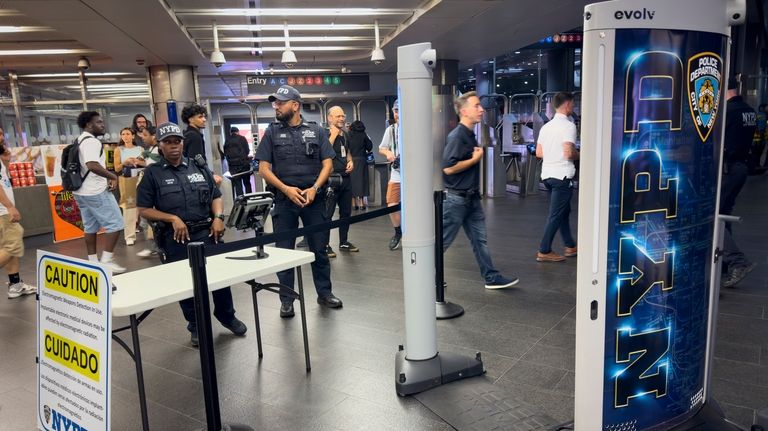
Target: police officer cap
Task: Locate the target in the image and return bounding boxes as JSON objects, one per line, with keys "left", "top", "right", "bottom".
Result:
{"left": 157, "top": 122, "right": 184, "bottom": 142}
{"left": 268, "top": 85, "right": 302, "bottom": 103}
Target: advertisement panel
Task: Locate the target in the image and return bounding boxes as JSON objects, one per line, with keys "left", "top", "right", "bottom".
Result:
{"left": 40, "top": 144, "right": 86, "bottom": 243}
{"left": 601, "top": 29, "right": 727, "bottom": 430}
{"left": 36, "top": 251, "right": 112, "bottom": 431}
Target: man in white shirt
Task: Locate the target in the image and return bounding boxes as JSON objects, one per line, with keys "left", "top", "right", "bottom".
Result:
{"left": 73, "top": 111, "right": 126, "bottom": 273}
{"left": 535, "top": 92, "right": 579, "bottom": 262}
{"left": 0, "top": 130, "right": 37, "bottom": 298}
{"left": 378, "top": 100, "right": 402, "bottom": 250}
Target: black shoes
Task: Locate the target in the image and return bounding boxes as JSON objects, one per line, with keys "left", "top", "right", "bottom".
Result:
{"left": 389, "top": 235, "right": 402, "bottom": 250}
{"left": 317, "top": 294, "right": 343, "bottom": 308}
{"left": 222, "top": 318, "right": 248, "bottom": 336}
{"left": 339, "top": 242, "right": 359, "bottom": 252}
{"left": 326, "top": 245, "right": 337, "bottom": 258}
{"left": 190, "top": 331, "right": 199, "bottom": 347}
{"left": 280, "top": 302, "right": 295, "bottom": 318}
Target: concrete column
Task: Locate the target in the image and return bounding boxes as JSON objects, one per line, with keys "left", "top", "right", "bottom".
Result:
{"left": 148, "top": 65, "right": 197, "bottom": 124}
{"left": 432, "top": 59, "right": 459, "bottom": 192}
{"left": 8, "top": 72, "right": 25, "bottom": 147}
{"left": 546, "top": 49, "right": 573, "bottom": 92}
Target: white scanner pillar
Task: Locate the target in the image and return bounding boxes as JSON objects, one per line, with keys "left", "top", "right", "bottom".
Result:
{"left": 395, "top": 42, "right": 483, "bottom": 396}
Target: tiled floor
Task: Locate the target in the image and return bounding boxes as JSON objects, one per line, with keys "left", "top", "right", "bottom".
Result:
{"left": 1, "top": 174, "right": 766, "bottom": 430}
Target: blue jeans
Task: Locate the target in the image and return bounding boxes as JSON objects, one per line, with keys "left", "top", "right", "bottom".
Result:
{"left": 539, "top": 178, "right": 576, "bottom": 254}
{"left": 273, "top": 196, "right": 333, "bottom": 303}
{"left": 442, "top": 192, "right": 500, "bottom": 283}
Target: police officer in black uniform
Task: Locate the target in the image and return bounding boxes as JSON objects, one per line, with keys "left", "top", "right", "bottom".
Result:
{"left": 255, "top": 85, "right": 343, "bottom": 318}
{"left": 721, "top": 78, "right": 757, "bottom": 287}
{"left": 137, "top": 122, "right": 247, "bottom": 346}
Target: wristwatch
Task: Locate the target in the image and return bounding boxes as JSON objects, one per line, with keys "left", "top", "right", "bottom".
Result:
{"left": 214, "top": 214, "right": 225, "bottom": 221}
{"left": 312, "top": 185, "right": 321, "bottom": 193}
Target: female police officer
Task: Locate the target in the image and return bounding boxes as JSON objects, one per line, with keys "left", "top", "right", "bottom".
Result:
{"left": 137, "top": 122, "right": 247, "bottom": 347}
{"left": 255, "top": 85, "right": 343, "bottom": 318}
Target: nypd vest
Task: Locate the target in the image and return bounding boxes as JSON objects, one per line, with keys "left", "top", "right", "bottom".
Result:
{"left": 267, "top": 121, "right": 324, "bottom": 188}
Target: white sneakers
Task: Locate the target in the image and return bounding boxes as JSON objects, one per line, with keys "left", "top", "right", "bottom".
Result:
{"left": 8, "top": 282, "right": 37, "bottom": 299}
{"left": 136, "top": 248, "right": 157, "bottom": 258}
{"left": 101, "top": 260, "right": 126, "bottom": 274}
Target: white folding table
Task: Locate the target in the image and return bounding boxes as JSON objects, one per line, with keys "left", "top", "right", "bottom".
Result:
{"left": 110, "top": 245, "right": 315, "bottom": 431}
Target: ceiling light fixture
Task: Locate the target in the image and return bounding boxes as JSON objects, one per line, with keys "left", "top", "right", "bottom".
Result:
{"left": 177, "top": 8, "right": 411, "bottom": 17}
{"left": 370, "top": 20, "right": 385, "bottom": 65}
{"left": 209, "top": 20, "right": 226, "bottom": 67}
{"left": 0, "top": 25, "right": 54, "bottom": 33}
{"left": 218, "top": 46, "right": 364, "bottom": 52}
{"left": 281, "top": 21, "right": 297, "bottom": 68}
{"left": 0, "top": 49, "right": 96, "bottom": 56}
{"left": 201, "top": 36, "right": 372, "bottom": 43}
{"left": 191, "top": 24, "right": 386, "bottom": 32}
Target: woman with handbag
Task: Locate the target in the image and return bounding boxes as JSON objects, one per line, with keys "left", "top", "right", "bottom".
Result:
{"left": 114, "top": 127, "right": 144, "bottom": 245}
{"left": 346, "top": 120, "right": 373, "bottom": 210}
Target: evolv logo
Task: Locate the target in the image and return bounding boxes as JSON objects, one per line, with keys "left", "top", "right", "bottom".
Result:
{"left": 615, "top": 8, "right": 656, "bottom": 20}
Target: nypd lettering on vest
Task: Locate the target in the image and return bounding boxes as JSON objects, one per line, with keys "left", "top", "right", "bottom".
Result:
{"left": 187, "top": 173, "right": 206, "bottom": 183}
{"left": 687, "top": 52, "right": 722, "bottom": 141}
{"left": 301, "top": 129, "right": 316, "bottom": 139}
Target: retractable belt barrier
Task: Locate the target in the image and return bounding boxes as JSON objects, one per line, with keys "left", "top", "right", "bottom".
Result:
{"left": 205, "top": 203, "right": 401, "bottom": 257}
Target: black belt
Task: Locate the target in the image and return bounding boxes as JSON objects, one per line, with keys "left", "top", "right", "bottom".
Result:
{"left": 446, "top": 188, "right": 479, "bottom": 198}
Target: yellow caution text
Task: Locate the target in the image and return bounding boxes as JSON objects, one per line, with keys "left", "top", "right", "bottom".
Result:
{"left": 44, "top": 330, "right": 100, "bottom": 382}
{"left": 44, "top": 260, "right": 99, "bottom": 304}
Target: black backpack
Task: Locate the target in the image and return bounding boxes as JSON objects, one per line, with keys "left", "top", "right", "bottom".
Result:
{"left": 60, "top": 137, "right": 102, "bottom": 191}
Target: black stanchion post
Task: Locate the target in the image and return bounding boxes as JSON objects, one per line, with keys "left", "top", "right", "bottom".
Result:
{"left": 434, "top": 190, "right": 464, "bottom": 319}
{"left": 188, "top": 242, "right": 253, "bottom": 431}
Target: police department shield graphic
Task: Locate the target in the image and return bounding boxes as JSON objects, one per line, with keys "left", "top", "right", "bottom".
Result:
{"left": 687, "top": 52, "right": 722, "bottom": 141}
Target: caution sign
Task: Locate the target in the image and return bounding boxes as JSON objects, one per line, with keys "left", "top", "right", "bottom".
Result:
{"left": 37, "top": 252, "right": 112, "bottom": 431}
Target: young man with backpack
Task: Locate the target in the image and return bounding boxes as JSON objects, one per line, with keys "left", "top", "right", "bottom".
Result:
{"left": 71, "top": 111, "right": 126, "bottom": 273}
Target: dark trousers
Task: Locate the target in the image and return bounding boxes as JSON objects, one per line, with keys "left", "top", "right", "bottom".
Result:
{"left": 273, "top": 197, "right": 333, "bottom": 303}
{"left": 325, "top": 175, "right": 353, "bottom": 244}
{"left": 720, "top": 162, "right": 750, "bottom": 272}
{"left": 539, "top": 178, "right": 576, "bottom": 254}
{"left": 230, "top": 166, "right": 253, "bottom": 197}
{"left": 161, "top": 229, "right": 236, "bottom": 333}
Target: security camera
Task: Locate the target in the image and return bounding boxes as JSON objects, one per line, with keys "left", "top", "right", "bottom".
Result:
{"left": 726, "top": 0, "right": 746, "bottom": 25}
{"left": 77, "top": 57, "right": 91, "bottom": 71}
{"left": 420, "top": 49, "right": 436, "bottom": 69}
{"left": 371, "top": 47, "right": 385, "bottom": 65}
{"left": 282, "top": 49, "right": 297, "bottom": 68}
{"left": 210, "top": 50, "right": 226, "bottom": 68}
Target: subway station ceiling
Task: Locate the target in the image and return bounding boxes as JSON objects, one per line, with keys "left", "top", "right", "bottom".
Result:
{"left": 0, "top": 0, "right": 592, "bottom": 100}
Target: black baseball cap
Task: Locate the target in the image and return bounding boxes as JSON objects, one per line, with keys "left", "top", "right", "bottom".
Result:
{"left": 268, "top": 85, "right": 302, "bottom": 103}
{"left": 157, "top": 122, "right": 184, "bottom": 142}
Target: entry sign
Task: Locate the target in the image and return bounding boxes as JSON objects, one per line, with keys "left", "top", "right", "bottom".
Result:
{"left": 37, "top": 251, "right": 112, "bottom": 431}
{"left": 576, "top": 0, "right": 738, "bottom": 430}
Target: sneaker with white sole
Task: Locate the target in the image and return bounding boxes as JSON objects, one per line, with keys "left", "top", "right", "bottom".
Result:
{"left": 8, "top": 282, "right": 37, "bottom": 298}
{"left": 136, "top": 248, "right": 157, "bottom": 258}
{"left": 101, "top": 260, "right": 127, "bottom": 274}
{"left": 484, "top": 276, "right": 520, "bottom": 290}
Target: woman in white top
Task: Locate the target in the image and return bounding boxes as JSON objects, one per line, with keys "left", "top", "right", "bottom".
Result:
{"left": 114, "top": 127, "right": 145, "bottom": 245}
